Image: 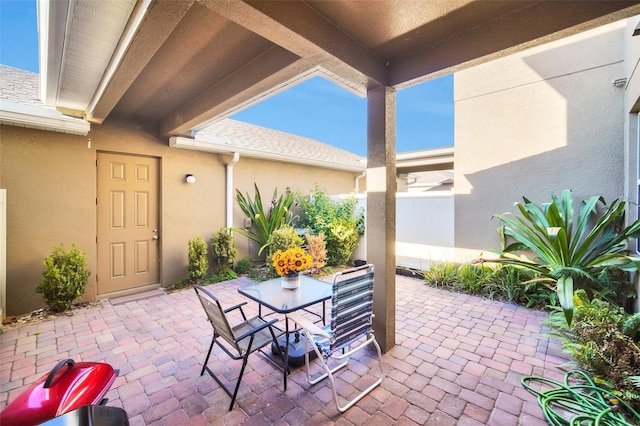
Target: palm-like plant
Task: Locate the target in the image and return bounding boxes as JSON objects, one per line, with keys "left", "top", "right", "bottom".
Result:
{"left": 235, "top": 183, "right": 296, "bottom": 257}
{"left": 482, "top": 190, "right": 640, "bottom": 325}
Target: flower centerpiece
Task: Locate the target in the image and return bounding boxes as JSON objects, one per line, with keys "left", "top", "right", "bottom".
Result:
{"left": 272, "top": 247, "right": 312, "bottom": 289}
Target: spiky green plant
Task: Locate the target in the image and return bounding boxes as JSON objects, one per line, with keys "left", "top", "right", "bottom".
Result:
{"left": 482, "top": 190, "right": 640, "bottom": 325}
{"left": 421, "top": 261, "right": 459, "bottom": 288}
{"left": 457, "top": 263, "right": 494, "bottom": 294}
{"left": 234, "top": 183, "right": 296, "bottom": 257}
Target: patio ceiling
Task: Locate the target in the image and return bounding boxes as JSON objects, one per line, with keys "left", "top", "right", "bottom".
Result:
{"left": 41, "top": 0, "right": 640, "bottom": 139}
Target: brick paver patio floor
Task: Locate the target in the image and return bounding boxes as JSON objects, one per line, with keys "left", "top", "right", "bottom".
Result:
{"left": 0, "top": 275, "right": 570, "bottom": 425}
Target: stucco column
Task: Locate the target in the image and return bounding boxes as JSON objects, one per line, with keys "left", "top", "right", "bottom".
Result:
{"left": 366, "top": 85, "right": 396, "bottom": 352}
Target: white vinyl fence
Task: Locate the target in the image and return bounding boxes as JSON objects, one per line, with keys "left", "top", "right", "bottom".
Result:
{"left": 337, "top": 190, "right": 454, "bottom": 271}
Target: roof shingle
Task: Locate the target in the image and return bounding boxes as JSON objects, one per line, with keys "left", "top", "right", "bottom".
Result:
{"left": 196, "top": 119, "right": 364, "bottom": 169}
{"left": 0, "top": 65, "right": 42, "bottom": 106}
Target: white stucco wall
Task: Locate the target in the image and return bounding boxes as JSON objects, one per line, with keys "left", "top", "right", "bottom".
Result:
{"left": 623, "top": 18, "right": 640, "bottom": 312}
{"left": 453, "top": 19, "right": 629, "bottom": 262}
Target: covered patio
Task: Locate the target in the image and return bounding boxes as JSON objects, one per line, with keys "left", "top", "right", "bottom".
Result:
{"left": 23, "top": 0, "right": 640, "bottom": 355}
{"left": 1, "top": 275, "right": 569, "bottom": 425}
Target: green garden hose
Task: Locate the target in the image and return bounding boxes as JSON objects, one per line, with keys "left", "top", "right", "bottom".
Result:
{"left": 521, "top": 370, "right": 640, "bottom": 426}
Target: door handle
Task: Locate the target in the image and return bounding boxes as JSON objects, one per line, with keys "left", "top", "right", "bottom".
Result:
{"left": 152, "top": 235, "right": 159, "bottom": 240}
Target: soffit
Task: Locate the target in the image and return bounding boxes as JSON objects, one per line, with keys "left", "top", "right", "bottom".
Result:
{"left": 41, "top": 0, "right": 640, "bottom": 138}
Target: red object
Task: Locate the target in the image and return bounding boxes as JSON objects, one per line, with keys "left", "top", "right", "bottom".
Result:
{"left": 0, "top": 359, "right": 118, "bottom": 426}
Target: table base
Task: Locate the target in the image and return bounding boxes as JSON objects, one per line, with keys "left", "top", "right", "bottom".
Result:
{"left": 271, "top": 331, "right": 318, "bottom": 368}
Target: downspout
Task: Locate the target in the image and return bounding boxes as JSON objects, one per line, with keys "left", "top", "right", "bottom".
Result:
{"left": 226, "top": 152, "right": 240, "bottom": 230}
{"left": 355, "top": 170, "right": 366, "bottom": 193}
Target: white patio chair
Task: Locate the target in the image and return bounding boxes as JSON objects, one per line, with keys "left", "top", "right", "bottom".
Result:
{"left": 287, "top": 263, "right": 384, "bottom": 412}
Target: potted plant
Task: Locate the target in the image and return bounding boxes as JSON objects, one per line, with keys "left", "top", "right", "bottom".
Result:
{"left": 271, "top": 247, "right": 312, "bottom": 289}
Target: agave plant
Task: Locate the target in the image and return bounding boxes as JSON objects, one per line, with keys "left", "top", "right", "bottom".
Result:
{"left": 234, "top": 183, "right": 297, "bottom": 257}
{"left": 482, "top": 189, "right": 640, "bottom": 325}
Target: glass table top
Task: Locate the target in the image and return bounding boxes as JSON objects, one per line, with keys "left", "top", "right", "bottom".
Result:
{"left": 238, "top": 275, "right": 332, "bottom": 314}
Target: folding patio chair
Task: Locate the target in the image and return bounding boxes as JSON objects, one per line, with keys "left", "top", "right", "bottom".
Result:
{"left": 194, "top": 285, "right": 286, "bottom": 411}
{"left": 287, "top": 263, "right": 384, "bottom": 412}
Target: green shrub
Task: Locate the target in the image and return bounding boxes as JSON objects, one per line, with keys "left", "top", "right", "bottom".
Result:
{"left": 211, "top": 228, "right": 237, "bottom": 272}
{"left": 166, "top": 278, "right": 189, "bottom": 292}
{"left": 484, "top": 265, "right": 551, "bottom": 308}
{"left": 204, "top": 269, "right": 238, "bottom": 284}
{"left": 267, "top": 225, "right": 303, "bottom": 257}
{"left": 321, "top": 266, "right": 334, "bottom": 275}
{"left": 296, "top": 185, "right": 364, "bottom": 265}
{"left": 421, "top": 262, "right": 555, "bottom": 309}
{"left": 326, "top": 219, "right": 359, "bottom": 266}
{"left": 36, "top": 244, "right": 91, "bottom": 312}
{"left": 188, "top": 236, "right": 208, "bottom": 280}
{"left": 235, "top": 258, "right": 252, "bottom": 274}
{"left": 545, "top": 291, "right": 640, "bottom": 410}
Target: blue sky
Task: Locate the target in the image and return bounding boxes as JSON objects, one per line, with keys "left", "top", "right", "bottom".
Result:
{"left": 0, "top": 0, "right": 453, "bottom": 156}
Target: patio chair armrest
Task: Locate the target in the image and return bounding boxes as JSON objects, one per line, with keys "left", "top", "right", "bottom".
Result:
{"left": 233, "top": 317, "right": 279, "bottom": 343}
{"left": 287, "top": 312, "right": 331, "bottom": 339}
{"left": 224, "top": 301, "right": 248, "bottom": 313}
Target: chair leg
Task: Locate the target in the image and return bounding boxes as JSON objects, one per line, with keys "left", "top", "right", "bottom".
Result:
{"left": 297, "top": 329, "right": 349, "bottom": 386}
{"left": 229, "top": 355, "right": 250, "bottom": 411}
{"left": 330, "top": 337, "right": 384, "bottom": 412}
{"left": 301, "top": 332, "right": 385, "bottom": 413}
{"left": 201, "top": 337, "right": 216, "bottom": 376}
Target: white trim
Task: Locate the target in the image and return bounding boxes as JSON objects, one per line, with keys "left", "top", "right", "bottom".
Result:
{"left": 169, "top": 136, "right": 365, "bottom": 172}
{"left": 38, "top": 0, "right": 68, "bottom": 106}
{"left": 226, "top": 152, "right": 240, "bottom": 229}
{"left": 0, "top": 100, "right": 90, "bottom": 135}
{"left": 0, "top": 189, "right": 5, "bottom": 321}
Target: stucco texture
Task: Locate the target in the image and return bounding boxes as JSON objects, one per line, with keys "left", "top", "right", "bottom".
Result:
{"left": 453, "top": 21, "right": 627, "bottom": 262}
{"left": 1, "top": 121, "right": 358, "bottom": 315}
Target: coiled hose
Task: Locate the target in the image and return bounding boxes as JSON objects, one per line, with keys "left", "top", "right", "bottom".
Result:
{"left": 521, "top": 371, "right": 640, "bottom": 426}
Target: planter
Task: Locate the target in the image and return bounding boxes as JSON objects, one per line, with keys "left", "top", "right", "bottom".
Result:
{"left": 281, "top": 273, "right": 300, "bottom": 290}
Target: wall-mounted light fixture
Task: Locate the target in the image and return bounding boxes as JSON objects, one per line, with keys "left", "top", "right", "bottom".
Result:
{"left": 185, "top": 174, "right": 196, "bottom": 184}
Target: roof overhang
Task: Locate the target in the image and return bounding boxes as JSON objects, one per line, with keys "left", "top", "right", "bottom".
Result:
{"left": 38, "top": 0, "right": 640, "bottom": 139}
{"left": 0, "top": 100, "right": 90, "bottom": 135}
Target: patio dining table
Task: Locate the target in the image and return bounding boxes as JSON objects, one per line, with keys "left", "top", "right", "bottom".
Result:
{"left": 237, "top": 274, "right": 332, "bottom": 387}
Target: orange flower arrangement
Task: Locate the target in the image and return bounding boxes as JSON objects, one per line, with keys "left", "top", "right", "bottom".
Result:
{"left": 272, "top": 247, "right": 312, "bottom": 276}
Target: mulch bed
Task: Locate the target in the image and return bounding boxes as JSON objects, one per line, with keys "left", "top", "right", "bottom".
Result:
{"left": 1, "top": 301, "right": 102, "bottom": 332}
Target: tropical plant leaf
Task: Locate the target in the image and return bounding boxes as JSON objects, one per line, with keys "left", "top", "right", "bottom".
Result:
{"left": 557, "top": 276, "right": 574, "bottom": 325}
{"left": 481, "top": 190, "right": 640, "bottom": 324}
{"left": 234, "top": 183, "right": 296, "bottom": 257}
